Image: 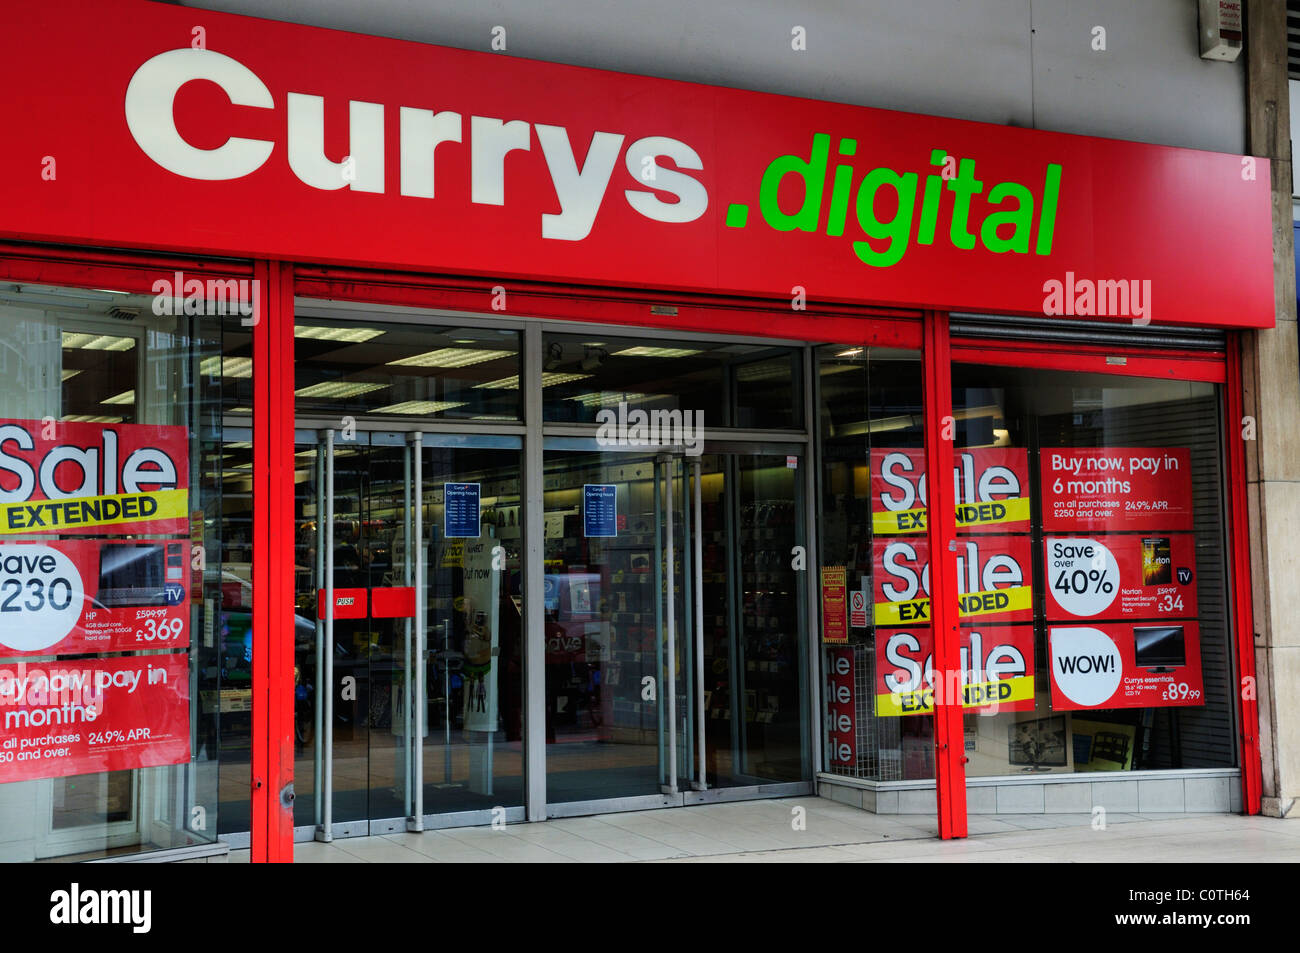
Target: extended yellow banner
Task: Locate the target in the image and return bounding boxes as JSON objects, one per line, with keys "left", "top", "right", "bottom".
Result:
{"left": 871, "top": 496, "right": 1032, "bottom": 535}
{"left": 873, "top": 584, "right": 1033, "bottom": 626}
{"left": 0, "top": 489, "right": 188, "bottom": 534}
{"left": 875, "top": 674, "right": 1036, "bottom": 716}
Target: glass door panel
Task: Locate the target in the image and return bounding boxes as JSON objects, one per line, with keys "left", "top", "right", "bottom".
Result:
{"left": 541, "top": 445, "right": 686, "bottom": 807}
{"left": 418, "top": 438, "right": 526, "bottom": 817}
{"left": 295, "top": 432, "right": 526, "bottom": 835}
{"left": 693, "top": 451, "right": 807, "bottom": 790}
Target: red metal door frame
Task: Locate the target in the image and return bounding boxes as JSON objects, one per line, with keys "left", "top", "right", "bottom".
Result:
{"left": 250, "top": 260, "right": 297, "bottom": 861}
{"left": 1225, "top": 333, "right": 1262, "bottom": 814}
{"left": 951, "top": 339, "right": 1227, "bottom": 384}
{"left": 923, "top": 311, "right": 968, "bottom": 839}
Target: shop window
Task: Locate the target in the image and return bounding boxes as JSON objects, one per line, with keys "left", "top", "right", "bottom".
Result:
{"left": 821, "top": 353, "right": 1236, "bottom": 786}
{"left": 541, "top": 332, "right": 802, "bottom": 429}
{"left": 291, "top": 314, "right": 520, "bottom": 422}
{"left": 0, "top": 281, "right": 228, "bottom": 860}
{"left": 947, "top": 366, "right": 1233, "bottom": 777}
{"left": 817, "top": 347, "right": 933, "bottom": 781}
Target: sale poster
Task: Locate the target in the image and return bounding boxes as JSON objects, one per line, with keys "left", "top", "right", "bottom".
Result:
{"left": 875, "top": 624, "right": 1036, "bottom": 716}
{"left": 0, "top": 419, "right": 190, "bottom": 536}
{"left": 821, "top": 566, "right": 847, "bottom": 643}
{"left": 1047, "top": 621, "right": 1204, "bottom": 711}
{"left": 1040, "top": 447, "right": 1193, "bottom": 532}
{"left": 871, "top": 447, "right": 1030, "bottom": 535}
{"left": 0, "top": 540, "right": 189, "bottom": 658}
{"left": 0, "top": 652, "right": 190, "bottom": 782}
{"left": 1044, "top": 534, "right": 1198, "bottom": 621}
{"left": 872, "top": 534, "right": 1034, "bottom": 626}
{"left": 825, "top": 646, "right": 856, "bottom": 765}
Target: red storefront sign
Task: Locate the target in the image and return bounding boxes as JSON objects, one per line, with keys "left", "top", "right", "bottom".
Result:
{"left": 872, "top": 534, "right": 1034, "bottom": 625}
{"left": 875, "top": 624, "right": 1035, "bottom": 716}
{"left": 0, "top": 652, "right": 190, "bottom": 782}
{"left": 0, "top": 419, "right": 189, "bottom": 536}
{"left": 871, "top": 448, "right": 1030, "bottom": 534}
{"left": 0, "top": 1, "right": 1274, "bottom": 330}
{"left": 825, "top": 646, "right": 856, "bottom": 765}
{"left": 0, "top": 540, "right": 189, "bottom": 658}
{"left": 1047, "top": 621, "right": 1204, "bottom": 712}
{"left": 1040, "top": 448, "right": 1194, "bottom": 532}
{"left": 1044, "top": 534, "right": 1198, "bottom": 621}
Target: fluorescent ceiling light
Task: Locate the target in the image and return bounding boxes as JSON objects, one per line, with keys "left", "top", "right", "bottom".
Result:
{"left": 60, "top": 369, "right": 81, "bottom": 382}
{"left": 294, "top": 381, "right": 389, "bottom": 399}
{"left": 735, "top": 361, "right": 790, "bottom": 382}
{"left": 612, "top": 346, "right": 702, "bottom": 358}
{"left": 224, "top": 441, "right": 253, "bottom": 450}
{"left": 371, "top": 400, "right": 467, "bottom": 415}
{"left": 62, "top": 332, "right": 135, "bottom": 351}
{"left": 568, "top": 392, "right": 659, "bottom": 408}
{"left": 200, "top": 356, "right": 254, "bottom": 379}
{"left": 836, "top": 348, "right": 864, "bottom": 357}
{"left": 100, "top": 390, "right": 135, "bottom": 406}
{"left": 475, "top": 371, "right": 591, "bottom": 390}
{"left": 294, "top": 325, "right": 385, "bottom": 343}
{"left": 386, "top": 348, "right": 505, "bottom": 368}
{"left": 294, "top": 447, "right": 358, "bottom": 458}
{"left": 62, "top": 414, "right": 123, "bottom": 424}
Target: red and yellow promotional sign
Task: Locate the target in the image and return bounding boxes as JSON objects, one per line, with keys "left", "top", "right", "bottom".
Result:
{"left": 871, "top": 448, "right": 1031, "bottom": 535}
{"left": 0, "top": 540, "right": 189, "bottom": 658}
{"left": 872, "top": 534, "right": 1034, "bottom": 626}
{"left": 1047, "top": 621, "right": 1204, "bottom": 712}
{"left": 0, "top": 652, "right": 190, "bottom": 782}
{"left": 821, "top": 566, "right": 848, "bottom": 643}
{"left": 1044, "top": 534, "right": 1198, "bottom": 621}
{"left": 875, "top": 624, "right": 1036, "bottom": 716}
{"left": 1040, "top": 448, "right": 1194, "bottom": 532}
{"left": 0, "top": 419, "right": 190, "bottom": 536}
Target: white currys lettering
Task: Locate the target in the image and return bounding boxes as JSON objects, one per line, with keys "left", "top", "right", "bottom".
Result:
{"left": 124, "top": 49, "right": 707, "bottom": 240}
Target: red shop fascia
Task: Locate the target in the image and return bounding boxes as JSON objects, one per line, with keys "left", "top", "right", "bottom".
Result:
{"left": 0, "top": 0, "right": 1274, "bottom": 858}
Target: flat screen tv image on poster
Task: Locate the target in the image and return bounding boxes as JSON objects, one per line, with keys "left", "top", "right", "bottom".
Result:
{"left": 870, "top": 447, "right": 1030, "bottom": 535}
{"left": 871, "top": 534, "right": 1034, "bottom": 626}
{"left": 1047, "top": 621, "right": 1204, "bottom": 711}
{"left": 0, "top": 652, "right": 191, "bottom": 782}
{"left": 875, "top": 624, "right": 1035, "bottom": 716}
{"left": 0, "top": 419, "right": 190, "bottom": 536}
{"left": 0, "top": 540, "right": 189, "bottom": 657}
{"left": 1040, "top": 447, "right": 1193, "bottom": 532}
{"left": 1043, "top": 534, "right": 1197, "bottom": 621}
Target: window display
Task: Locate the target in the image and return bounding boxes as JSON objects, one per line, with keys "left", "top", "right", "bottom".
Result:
{"left": 820, "top": 352, "right": 1234, "bottom": 786}
{"left": 0, "top": 281, "right": 227, "bottom": 860}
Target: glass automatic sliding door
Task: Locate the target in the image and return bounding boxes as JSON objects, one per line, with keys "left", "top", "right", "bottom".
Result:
{"left": 542, "top": 443, "right": 690, "bottom": 812}
{"left": 295, "top": 429, "right": 524, "bottom": 838}
{"left": 688, "top": 449, "right": 808, "bottom": 797}
{"left": 542, "top": 439, "right": 809, "bottom": 814}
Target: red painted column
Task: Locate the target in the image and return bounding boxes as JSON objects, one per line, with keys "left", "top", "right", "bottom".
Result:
{"left": 251, "top": 261, "right": 297, "bottom": 861}
{"left": 1225, "top": 333, "right": 1262, "bottom": 815}
{"left": 922, "top": 311, "right": 967, "bottom": 839}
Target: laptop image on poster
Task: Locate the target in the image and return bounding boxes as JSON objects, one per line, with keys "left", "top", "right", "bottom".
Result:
{"left": 95, "top": 542, "right": 185, "bottom": 608}
{"left": 1132, "top": 624, "right": 1186, "bottom": 674}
